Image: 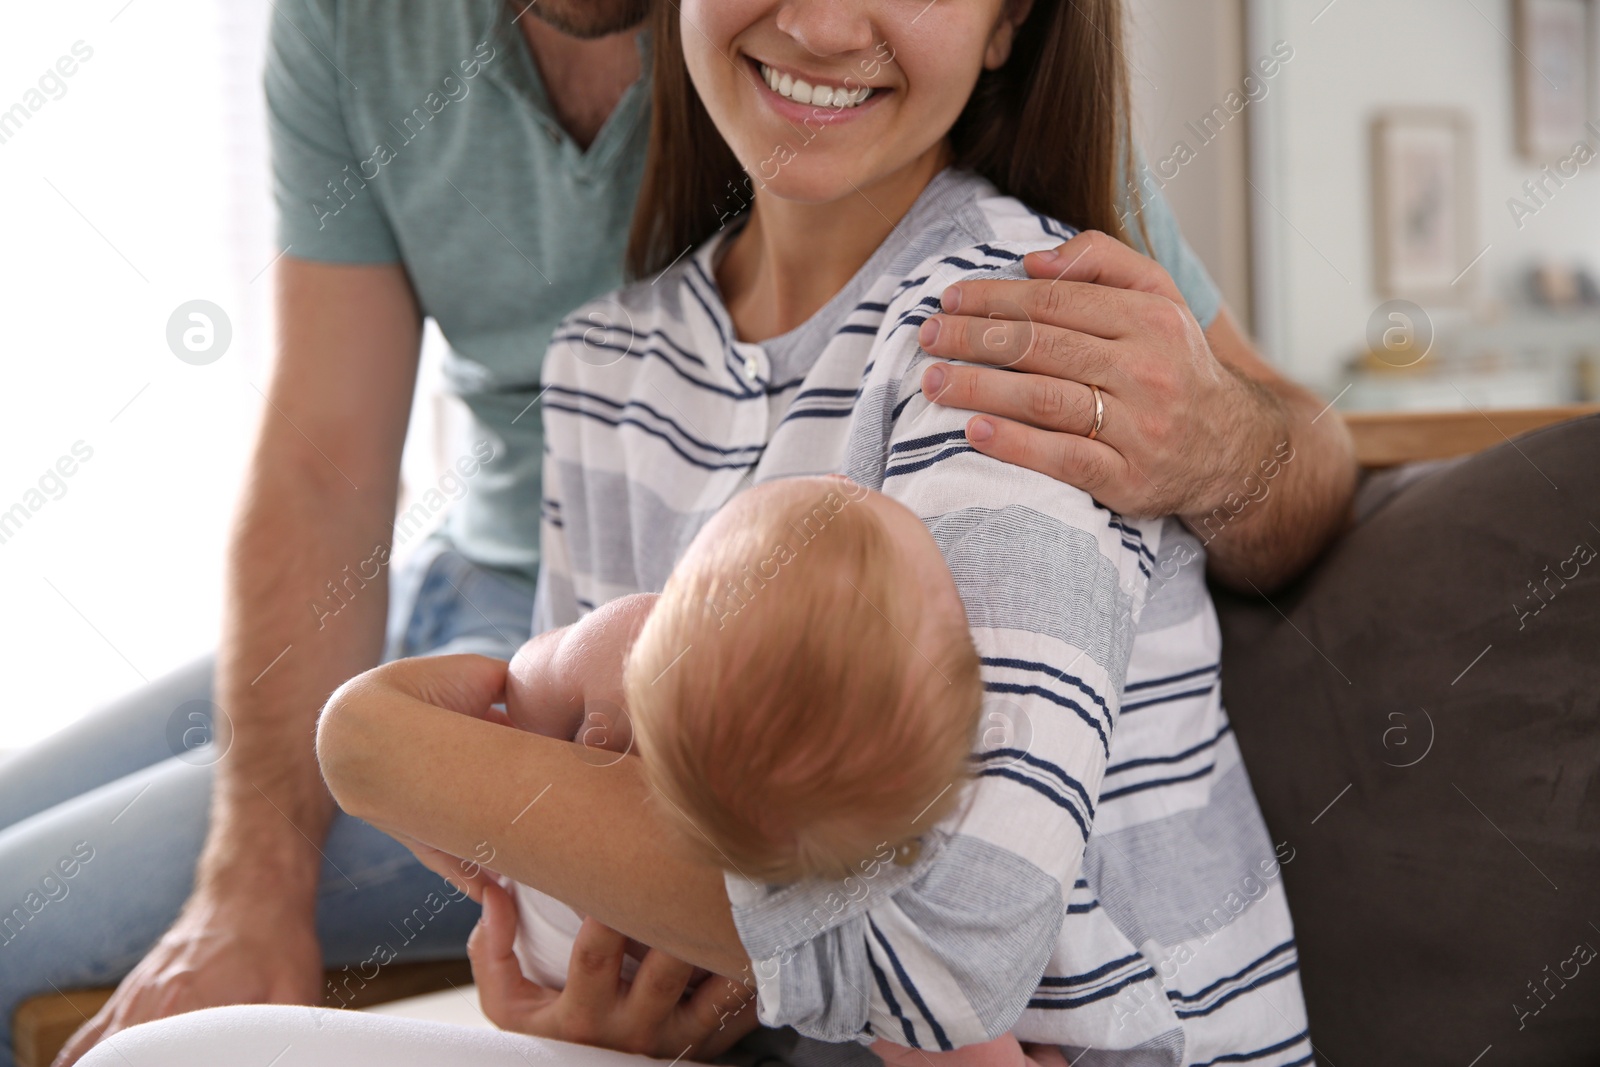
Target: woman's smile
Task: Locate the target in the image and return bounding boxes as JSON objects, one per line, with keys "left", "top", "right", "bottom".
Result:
{"left": 683, "top": 1, "right": 1021, "bottom": 207}
{"left": 754, "top": 58, "right": 876, "bottom": 107}
{"left": 745, "top": 55, "right": 888, "bottom": 126}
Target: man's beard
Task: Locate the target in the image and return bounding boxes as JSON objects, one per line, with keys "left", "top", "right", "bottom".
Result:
{"left": 519, "top": 0, "right": 652, "bottom": 39}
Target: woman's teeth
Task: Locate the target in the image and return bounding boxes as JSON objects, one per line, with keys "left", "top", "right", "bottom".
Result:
{"left": 758, "top": 62, "right": 874, "bottom": 108}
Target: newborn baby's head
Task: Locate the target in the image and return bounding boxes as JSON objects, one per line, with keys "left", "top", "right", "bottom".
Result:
{"left": 624, "top": 476, "right": 981, "bottom": 883}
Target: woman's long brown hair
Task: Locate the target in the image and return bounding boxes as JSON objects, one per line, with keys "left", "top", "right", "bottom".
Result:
{"left": 626, "top": 1, "right": 1143, "bottom": 279}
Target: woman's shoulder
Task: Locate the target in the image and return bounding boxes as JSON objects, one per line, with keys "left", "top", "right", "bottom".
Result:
{"left": 967, "top": 191, "right": 1081, "bottom": 254}
{"left": 887, "top": 181, "right": 1076, "bottom": 302}
{"left": 865, "top": 183, "right": 1076, "bottom": 352}
{"left": 941, "top": 172, "right": 1078, "bottom": 253}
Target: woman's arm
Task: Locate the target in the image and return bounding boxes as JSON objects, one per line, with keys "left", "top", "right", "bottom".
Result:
{"left": 315, "top": 653, "right": 751, "bottom": 978}
{"left": 916, "top": 232, "right": 1358, "bottom": 592}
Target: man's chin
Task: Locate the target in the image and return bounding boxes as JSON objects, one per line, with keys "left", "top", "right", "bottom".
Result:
{"left": 519, "top": 0, "right": 651, "bottom": 40}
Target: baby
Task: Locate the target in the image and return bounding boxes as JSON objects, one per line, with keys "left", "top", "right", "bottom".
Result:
{"left": 503, "top": 475, "right": 1046, "bottom": 1067}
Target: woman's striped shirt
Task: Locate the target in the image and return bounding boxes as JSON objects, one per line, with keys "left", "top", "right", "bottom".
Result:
{"left": 529, "top": 168, "right": 1311, "bottom": 1067}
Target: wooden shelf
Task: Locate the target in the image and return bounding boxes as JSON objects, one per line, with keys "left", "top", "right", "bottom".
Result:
{"left": 1344, "top": 405, "right": 1600, "bottom": 468}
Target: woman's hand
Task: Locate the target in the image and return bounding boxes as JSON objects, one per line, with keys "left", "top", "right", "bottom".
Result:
{"left": 917, "top": 230, "right": 1286, "bottom": 521}
{"left": 468, "top": 881, "right": 759, "bottom": 1058}
{"left": 366, "top": 653, "right": 513, "bottom": 723}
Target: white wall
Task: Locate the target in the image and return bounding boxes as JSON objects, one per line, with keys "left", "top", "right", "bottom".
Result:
{"left": 0, "top": 3, "right": 482, "bottom": 753}
{"left": 1251, "top": 0, "right": 1600, "bottom": 389}
{"left": 0, "top": 1, "right": 273, "bottom": 749}
{"left": 1127, "top": 0, "right": 1254, "bottom": 324}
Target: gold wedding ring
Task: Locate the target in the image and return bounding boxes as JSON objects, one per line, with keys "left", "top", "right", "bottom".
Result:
{"left": 1087, "top": 384, "right": 1105, "bottom": 441}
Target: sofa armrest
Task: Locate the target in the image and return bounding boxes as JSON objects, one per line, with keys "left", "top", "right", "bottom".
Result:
{"left": 1213, "top": 413, "right": 1600, "bottom": 1064}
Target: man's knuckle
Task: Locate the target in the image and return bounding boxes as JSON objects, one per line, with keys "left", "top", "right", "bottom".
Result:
{"left": 960, "top": 316, "right": 990, "bottom": 357}
{"left": 1046, "top": 441, "right": 1078, "bottom": 483}
{"left": 1027, "top": 382, "right": 1068, "bottom": 428}
{"left": 1081, "top": 449, "right": 1114, "bottom": 488}
{"left": 1143, "top": 359, "right": 1179, "bottom": 398}
{"left": 1027, "top": 328, "right": 1063, "bottom": 374}
{"left": 1077, "top": 340, "right": 1113, "bottom": 382}
{"left": 1077, "top": 283, "right": 1110, "bottom": 318}
{"left": 1136, "top": 411, "right": 1167, "bottom": 446}
{"left": 1037, "top": 281, "right": 1069, "bottom": 322}
{"left": 1162, "top": 297, "right": 1188, "bottom": 333}
{"left": 944, "top": 366, "right": 979, "bottom": 406}
{"left": 1014, "top": 432, "right": 1046, "bottom": 472}
{"left": 1126, "top": 302, "right": 1155, "bottom": 337}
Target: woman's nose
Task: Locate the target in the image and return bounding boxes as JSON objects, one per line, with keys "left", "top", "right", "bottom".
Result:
{"left": 773, "top": 0, "right": 876, "bottom": 58}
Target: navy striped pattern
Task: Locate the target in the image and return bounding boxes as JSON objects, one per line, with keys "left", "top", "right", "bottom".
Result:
{"left": 522, "top": 169, "right": 1307, "bottom": 1066}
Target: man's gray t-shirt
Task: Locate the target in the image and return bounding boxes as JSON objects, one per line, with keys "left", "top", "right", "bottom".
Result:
{"left": 265, "top": 0, "right": 1223, "bottom": 587}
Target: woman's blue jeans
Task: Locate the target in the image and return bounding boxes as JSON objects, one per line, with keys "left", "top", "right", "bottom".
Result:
{"left": 0, "top": 540, "right": 534, "bottom": 1067}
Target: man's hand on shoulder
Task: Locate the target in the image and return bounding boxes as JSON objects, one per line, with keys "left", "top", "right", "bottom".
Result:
{"left": 916, "top": 230, "right": 1356, "bottom": 589}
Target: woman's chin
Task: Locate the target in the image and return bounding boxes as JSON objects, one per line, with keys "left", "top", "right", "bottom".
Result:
{"left": 747, "top": 166, "right": 874, "bottom": 208}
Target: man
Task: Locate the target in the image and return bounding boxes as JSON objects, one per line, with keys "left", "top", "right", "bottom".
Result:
{"left": 0, "top": 2, "right": 1355, "bottom": 1065}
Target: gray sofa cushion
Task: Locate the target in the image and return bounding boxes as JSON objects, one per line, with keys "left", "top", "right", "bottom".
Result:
{"left": 1214, "top": 414, "right": 1600, "bottom": 1067}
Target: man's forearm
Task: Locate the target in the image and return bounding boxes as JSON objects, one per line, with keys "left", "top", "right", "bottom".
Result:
{"left": 1186, "top": 371, "right": 1357, "bottom": 593}
{"left": 197, "top": 257, "right": 421, "bottom": 907}
{"left": 201, "top": 447, "right": 400, "bottom": 903}
{"left": 47, "top": 261, "right": 426, "bottom": 1062}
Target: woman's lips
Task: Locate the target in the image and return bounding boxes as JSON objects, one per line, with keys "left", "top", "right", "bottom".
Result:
{"left": 744, "top": 56, "right": 889, "bottom": 127}
{"left": 757, "top": 60, "right": 874, "bottom": 107}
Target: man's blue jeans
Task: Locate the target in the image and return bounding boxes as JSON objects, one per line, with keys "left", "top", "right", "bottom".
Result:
{"left": 0, "top": 541, "right": 534, "bottom": 1067}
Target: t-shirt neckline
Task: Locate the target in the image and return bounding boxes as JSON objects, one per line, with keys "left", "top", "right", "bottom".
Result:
{"left": 693, "top": 167, "right": 995, "bottom": 378}
{"left": 487, "top": 2, "right": 653, "bottom": 175}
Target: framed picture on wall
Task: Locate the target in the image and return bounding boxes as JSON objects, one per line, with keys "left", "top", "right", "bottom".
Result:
{"left": 1515, "top": 0, "right": 1593, "bottom": 159}
{"left": 1371, "top": 109, "right": 1476, "bottom": 302}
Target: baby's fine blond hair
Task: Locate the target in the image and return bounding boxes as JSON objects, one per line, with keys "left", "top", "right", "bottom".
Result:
{"left": 624, "top": 480, "right": 983, "bottom": 883}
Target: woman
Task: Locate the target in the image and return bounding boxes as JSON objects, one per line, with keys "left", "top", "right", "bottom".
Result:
{"left": 81, "top": 2, "right": 1311, "bottom": 1065}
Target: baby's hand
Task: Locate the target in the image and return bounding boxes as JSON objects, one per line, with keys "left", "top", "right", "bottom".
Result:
{"left": 504, "top": 593, "right": 659, "bottom": 750}
{"left": 503, "top": 635, "right": 572, "bottom": 737}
